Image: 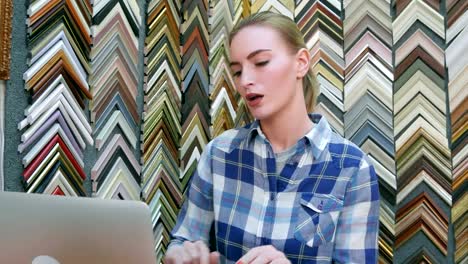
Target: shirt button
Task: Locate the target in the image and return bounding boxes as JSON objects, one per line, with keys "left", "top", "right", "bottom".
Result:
{"left": 270, "top": 193, "right": 275, "bottom": 201}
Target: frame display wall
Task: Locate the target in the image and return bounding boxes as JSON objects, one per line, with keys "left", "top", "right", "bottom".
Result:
{"left": 1, "top": 0, "right": 466, "bottom": 263}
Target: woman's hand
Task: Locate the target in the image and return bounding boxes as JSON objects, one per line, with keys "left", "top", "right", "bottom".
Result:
{"left": 237, "top": 245, "right": 291, "bottom": 264}
{"left": 164, "top": 240, "right": 220, "bottom": 264}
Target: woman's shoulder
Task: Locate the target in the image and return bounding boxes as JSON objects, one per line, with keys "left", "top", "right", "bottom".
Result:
{"left": 207, "top": 124, "right": 254, "bottom": 153}
{"left": 326, "top": 132, "right": 370, "bottom": 169}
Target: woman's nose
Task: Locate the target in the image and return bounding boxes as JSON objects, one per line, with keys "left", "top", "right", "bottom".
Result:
{"left": 240, "top": 68, "right": 254, "bottom": 87}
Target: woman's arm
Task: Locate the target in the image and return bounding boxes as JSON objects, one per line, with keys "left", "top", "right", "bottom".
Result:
{"left": 169, "top": 141, "right": 215, "bottom": 247}
{"left": 333, "top": 156, "right": 380, "bottom": 263}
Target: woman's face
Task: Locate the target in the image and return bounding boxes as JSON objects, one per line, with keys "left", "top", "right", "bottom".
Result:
{"left": 229, "top": 25, "right": 305, "bottom": 121}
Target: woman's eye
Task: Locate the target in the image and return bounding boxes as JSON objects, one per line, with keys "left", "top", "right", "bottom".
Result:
{"left": 256, "top": 61, "right": 269, "bottom": 66}
{"left": 233, "top": 71, "right": 241, "bottom": 77}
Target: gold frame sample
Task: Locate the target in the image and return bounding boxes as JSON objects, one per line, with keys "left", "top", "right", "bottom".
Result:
{"left": 0, "top": 0, "right": 13, "bottom": 79}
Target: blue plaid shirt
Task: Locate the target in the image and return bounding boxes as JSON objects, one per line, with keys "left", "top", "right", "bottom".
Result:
{"left": 170, "top": 114, "right": 380, "bottom": 263}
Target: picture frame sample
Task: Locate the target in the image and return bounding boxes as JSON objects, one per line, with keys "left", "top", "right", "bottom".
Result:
{"left": 0, "top": 0, "right": 13, "bottom": 79}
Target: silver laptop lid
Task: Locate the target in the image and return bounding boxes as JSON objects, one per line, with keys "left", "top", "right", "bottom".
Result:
{"left": 0, "top": 191, "right": 156, "bottom": 264}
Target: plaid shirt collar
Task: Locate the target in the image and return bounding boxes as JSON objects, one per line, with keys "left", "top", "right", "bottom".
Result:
{"left": 244, "top": 113, "right": 332, "bottom": 160}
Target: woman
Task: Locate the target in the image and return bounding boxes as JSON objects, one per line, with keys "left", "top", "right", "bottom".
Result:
{"left": 164, "top": 11, "right": 379, "bottom": 264}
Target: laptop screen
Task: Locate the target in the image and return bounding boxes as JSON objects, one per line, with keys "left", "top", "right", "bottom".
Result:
{"left": 0, "top": 191, "right": 156, "bottom": 264}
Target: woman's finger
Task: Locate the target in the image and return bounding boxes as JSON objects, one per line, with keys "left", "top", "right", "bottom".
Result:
{"left": 238, "top": 245, "right": 288, "bottom": 264}
{"left": 209, "top": 252, "right": 220, "bottom": 264}
{"left": 270, "top": 258, "right": 291, "bottom": 264}
{"left": 164, "top": 245, "right": 184, "bottom": 264}
{"left": 237, "top": 246, "right": 261, "bottom": 263}
{"left": 250, "top": 256, "right": 269, "bottom": 264}
{"left": 184, "top": 241, "right": 201, "bottom": 264}
{"left": 194, "top": 241, "right": 210, "bottom": 264}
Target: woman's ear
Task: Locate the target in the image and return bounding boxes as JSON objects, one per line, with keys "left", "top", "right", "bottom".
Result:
{"left": 296, "top": 48, "right": 310, "bottom": 79}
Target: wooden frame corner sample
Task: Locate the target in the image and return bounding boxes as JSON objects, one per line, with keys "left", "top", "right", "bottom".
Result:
{"left": 0, "top": 0, "right": 13, "bottom": 80}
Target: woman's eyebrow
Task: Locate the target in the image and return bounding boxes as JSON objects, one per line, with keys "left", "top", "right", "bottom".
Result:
{"left": 230, "top": 49, "right": 272, "bottom": 66}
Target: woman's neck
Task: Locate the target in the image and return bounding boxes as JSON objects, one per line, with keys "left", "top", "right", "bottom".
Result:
{"left": 259, "top": 104, "right": 313, "bottom": 153}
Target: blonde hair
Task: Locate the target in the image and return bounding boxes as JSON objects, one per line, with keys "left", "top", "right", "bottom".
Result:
{"left": 229, "top": 11, "right": 319, "bottom": 112}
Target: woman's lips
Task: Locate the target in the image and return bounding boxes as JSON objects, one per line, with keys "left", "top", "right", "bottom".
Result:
{"left": 246, "top": 93, "right": 264, "bottom": 107}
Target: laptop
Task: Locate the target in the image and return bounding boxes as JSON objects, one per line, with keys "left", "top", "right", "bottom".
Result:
{"left": 0, "top": 191, "right": 156, "bottom": 264}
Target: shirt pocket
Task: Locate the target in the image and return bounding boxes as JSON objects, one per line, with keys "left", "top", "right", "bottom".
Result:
{"left": 294, "top": 193, "right": 343, "bottom": 247}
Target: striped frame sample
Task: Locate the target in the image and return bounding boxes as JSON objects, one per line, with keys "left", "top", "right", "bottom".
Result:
{"left": 90, "top": 0, "right": 142, "bottom": 200}
{"left": 446, "top": 0, "right": 468, "bottom": 263}
{"left": 297, "top": 0, "right": 345, "bottom": 136}
{"left": 143, "top": 0, "right": 183, "bottom": 261}
{"left": 393, "top": 0, "right": 451, "bottom": 263}
{"left": 20, "top": 0, "right": 93, "bottom": 196}
{"left": 343, "top": 0, "right": 395, "bottom": 262}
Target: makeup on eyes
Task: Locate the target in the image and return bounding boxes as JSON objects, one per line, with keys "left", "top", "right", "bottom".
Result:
{"left": 230, "top": 49, "right": 272, "bottom": 66}
{"left": 230, "top": 56, "right": 271, "bottom": 77}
